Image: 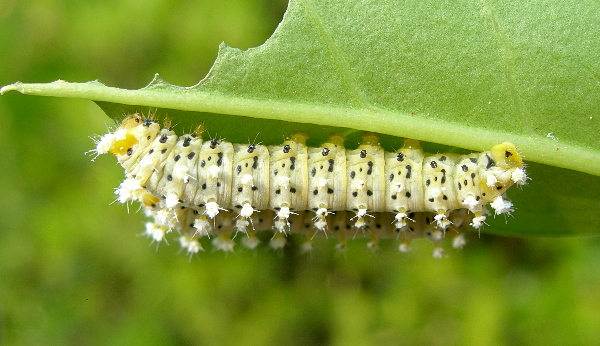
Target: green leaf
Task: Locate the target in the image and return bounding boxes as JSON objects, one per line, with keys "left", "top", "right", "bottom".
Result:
{"left": 2, "top": 0, "right": 599, "bottom": 236}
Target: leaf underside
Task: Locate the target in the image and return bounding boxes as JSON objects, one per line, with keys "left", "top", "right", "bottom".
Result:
{"left": 2, "top": 0, "right": 599, "bottom": 236}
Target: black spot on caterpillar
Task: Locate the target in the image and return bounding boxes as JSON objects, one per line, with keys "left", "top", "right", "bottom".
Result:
{"left": 94, "top": 114, "right": 528, "bottom": 257}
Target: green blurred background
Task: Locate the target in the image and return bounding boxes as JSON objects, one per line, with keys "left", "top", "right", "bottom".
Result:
{"left": 1, "top": 1, "right": 599, "bottom": 344}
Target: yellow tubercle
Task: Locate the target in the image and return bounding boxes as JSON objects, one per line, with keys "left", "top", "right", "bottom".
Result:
{"left": 361, "top": 133, "right": 380, "bottom": 146}
{"left": 402, "top": 139, "right": 421, "bottom": 150}
{"left": 193, "top": 123, "right": 205, "bottom": 137}
{"left": 291, "top": 133, "right": 309, "bottom": 145}
{"left": 327, "top": 134, "right": 346, "bottom": 147}
{"left": 118, "top": 114, "right": 144, "bottom": 130}
{"left": 163, "top": 116, "right": 172, "bottom": 129}
{"left": 141, "top": 192, "right": 161, "bottom": 208}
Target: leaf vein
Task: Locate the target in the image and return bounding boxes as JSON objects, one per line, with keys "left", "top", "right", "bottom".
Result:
{"left": 481, "top": 0, "right": 534, "bottom": 135}
{"left": 300, "top": 0, "right": 370, "bottom": 109}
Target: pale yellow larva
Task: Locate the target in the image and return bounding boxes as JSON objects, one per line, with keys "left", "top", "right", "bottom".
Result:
{"left": 94, "top": 114, "right": 528, "bottom": 257}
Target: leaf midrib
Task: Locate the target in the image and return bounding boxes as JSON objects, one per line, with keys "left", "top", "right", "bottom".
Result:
{"left": 3, "top": 79, "right": 599, "bottom": 177}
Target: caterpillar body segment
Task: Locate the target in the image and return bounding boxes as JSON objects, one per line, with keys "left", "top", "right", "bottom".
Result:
{"left": 268, "top": 134, "right": 309, "bottom": 232}
{"left": 345, "top": 133, "right": 387, "bottom": 229}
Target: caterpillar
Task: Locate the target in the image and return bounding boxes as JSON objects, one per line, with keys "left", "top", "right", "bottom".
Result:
{"left": 94, "top": 113, "right": 528, "bottom": 257}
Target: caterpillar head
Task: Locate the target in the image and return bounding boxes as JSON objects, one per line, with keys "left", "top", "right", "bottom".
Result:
{"left": 480, "top": 142, "right": 527, "bottom": 202}
{"left": 96, "top": 114, "right": 160, "bottom": 163}
{"left": 491, "top": 142, "right": 523, "bottom": 169}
